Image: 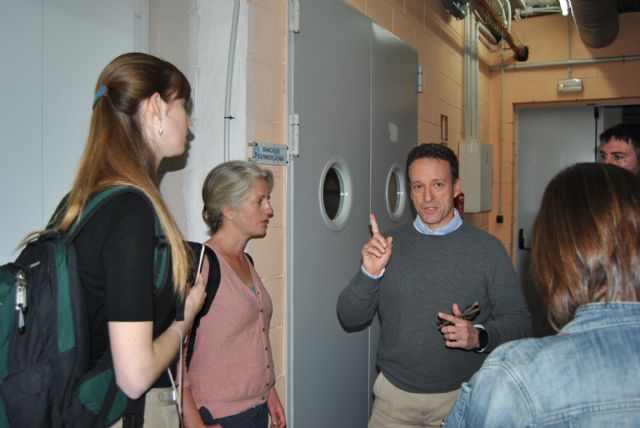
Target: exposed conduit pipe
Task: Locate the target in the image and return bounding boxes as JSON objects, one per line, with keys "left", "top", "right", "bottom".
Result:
{"left": 479, "top": 32, "right": 499, "bottom": 52}
{"left": 223, "top": 0, "right": 240, "bottom": 162}
{"left": 463, "top": 3, "right": 472, "bottom": 138}
{"left": 498, "top": 40, "right": 504, "bottom": 221}
{"left": 473, "top": 0, "right": 528, "bottom": 61}
{"left": 478, "top": 22, "right": 499, "bottom": 52}
{"left": 490, "top": 54, "right": 640, "bottom": 72}
{"left": 463, "top": 5, "right": 480, "bottom": 140}
{"left": 517, "top": 7, "right": 561, "bottom": 17}
{"left": 501, "top": 0, "right": 511, "bottom": 29}
{"left": 567, "top": 14, "right": 573, "bottom": 79}
{"left": 493, "top": 0, "right": 507, "bottom": 29}
{"left": 472, "top": 15, "right": 479, "bottom": 139}
{"left": 478, "top": 22, "right": 498, "bottom": 45}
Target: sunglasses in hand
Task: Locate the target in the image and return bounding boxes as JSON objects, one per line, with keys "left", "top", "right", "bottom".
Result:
{"left": 437, "top": 301, "right": 480, "bottom": 327}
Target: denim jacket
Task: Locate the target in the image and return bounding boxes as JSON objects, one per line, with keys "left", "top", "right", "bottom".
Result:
{"left": 444, "top": 303, "right": 640, "bottom": 427}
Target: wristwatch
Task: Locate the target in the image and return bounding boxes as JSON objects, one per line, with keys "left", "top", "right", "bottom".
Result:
{"left": 475, "top": 327, "right": 488, "bottom": 351}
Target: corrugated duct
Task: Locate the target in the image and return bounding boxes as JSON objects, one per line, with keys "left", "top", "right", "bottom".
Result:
{"left": 570, "top": 0, "right": 619, "bottom": 48}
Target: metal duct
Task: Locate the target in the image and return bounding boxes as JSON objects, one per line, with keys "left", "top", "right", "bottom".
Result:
{"left": 571, "top": 0, "right": 619, "bottom": 48}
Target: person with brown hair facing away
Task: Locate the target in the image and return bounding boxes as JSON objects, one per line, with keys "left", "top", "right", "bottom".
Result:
{"left": 182, "top": 161, "right": 286, "bottom": 428}
{"left": 445, "top": 163, "right": 640, "bottom": 426}
{"left": 56, "top": 52, "right": 205, "bottom": 426}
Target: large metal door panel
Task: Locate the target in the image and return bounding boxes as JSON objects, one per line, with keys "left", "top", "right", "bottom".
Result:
{"left": 516, "top": 106, "right": 596, "bottom": 335}
{"left": 368, "top": 23, "right": 418, "bottom": 412}
{"left": 289, "top": 1, "right": 372, "bottom": 426}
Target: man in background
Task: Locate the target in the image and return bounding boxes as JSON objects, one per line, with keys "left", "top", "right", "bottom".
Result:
{"left": 598, "top": 123, "right": 640, "bottom": 175}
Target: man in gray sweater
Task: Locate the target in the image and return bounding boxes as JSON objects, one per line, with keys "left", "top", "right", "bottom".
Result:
{"left": 337, "top": 143, "right": 531, "bottom": 428}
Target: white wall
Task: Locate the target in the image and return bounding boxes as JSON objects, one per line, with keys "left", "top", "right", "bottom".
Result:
{"left": 151, "top": 0, "right": 248, "bottom": 242}
{"left": 0, "top": 0, "right": 143, "bottom": 261}
{"left": 0, "top": 0, "right": 249, "bottom": 262}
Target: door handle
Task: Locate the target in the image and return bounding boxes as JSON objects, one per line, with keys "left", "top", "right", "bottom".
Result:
{"left": 518, "top": 228, "right": 532, "bottom": 251}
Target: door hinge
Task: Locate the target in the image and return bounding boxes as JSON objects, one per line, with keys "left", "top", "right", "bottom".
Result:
{"left": 417, "top": 66, "right": 423, "bottom": 93}
{"left": 289, "top": 0, "right": 300, "bottom": 33}
{"left": 289, "top": 113, "right": 300, "bottom": 157}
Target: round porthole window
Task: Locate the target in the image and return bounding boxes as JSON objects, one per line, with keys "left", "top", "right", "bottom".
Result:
{"left": 319, "top": 157, "right": 353, "bottom": 230}
{"left": 386, "top": 164, "right": 406, "bottom": 221}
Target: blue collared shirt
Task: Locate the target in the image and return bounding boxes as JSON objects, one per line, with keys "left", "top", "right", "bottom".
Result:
{"left": 413, "top": 208, "right": 463, "bottom": 236}
{"left": 444, "top": 303, "right": 640, "bottom": 427}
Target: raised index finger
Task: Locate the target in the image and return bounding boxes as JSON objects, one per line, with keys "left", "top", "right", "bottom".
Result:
{"left": 369, "top": 213, "right": 380, "bottom": 235}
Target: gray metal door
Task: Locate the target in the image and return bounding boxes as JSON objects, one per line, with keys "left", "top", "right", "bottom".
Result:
{"left": 515, "top": 106, "right": 597, "bottom": 335}
{"left": 288, "top": 2, "right": 417, "bottom": 427}
{"left": 368, "top": 23, "right": 418, "bottom": 413}
{"left": 288, "top": 1, "right": 372, "bottom": 426}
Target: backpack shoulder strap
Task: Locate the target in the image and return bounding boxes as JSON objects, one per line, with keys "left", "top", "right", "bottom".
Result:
{"left": 65, "top": 186, "right": 146, "bottom": 241}
{"left": 245, "top": 252, "right": 254, "bottom": 266}
{"left": 64, "top": 186, "right": 170, "bottom": 294}
{"left": 185, "top": 244, "right": 221, "bottom": 369}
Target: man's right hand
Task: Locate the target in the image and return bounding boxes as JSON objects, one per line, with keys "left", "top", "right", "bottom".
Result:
{"left": 362, "top": 213, "right": 393, "bottom": 277}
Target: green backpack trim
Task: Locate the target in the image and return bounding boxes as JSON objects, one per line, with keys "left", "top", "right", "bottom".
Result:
{"left": 76, "top": 370, "right": 128, "bottom": 425}
{"left": 52, "top": 239, "right": 75, "bottom": 353}
{"left": 0, "top": 267, "right": 16, "bottom": 427}
{"left": 69, "top": 185, "right": 170, "bottom": 295}
{"left": 59, "top": 186, "right": 170, "bottom": 353}
{"left": 0, "top": 185, "right": 171, "bottom": 427}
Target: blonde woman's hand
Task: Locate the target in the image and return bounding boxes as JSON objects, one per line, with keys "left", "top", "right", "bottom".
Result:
{"left": 268, "top": 387, "right": 287, "bottom": 427}
{"left": 182, "top": 273, "right": 207, "bottom": 333}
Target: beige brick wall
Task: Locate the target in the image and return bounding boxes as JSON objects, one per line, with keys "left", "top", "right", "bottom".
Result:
{"left": 246, "top": 0, "right": 288, "bottom": 403}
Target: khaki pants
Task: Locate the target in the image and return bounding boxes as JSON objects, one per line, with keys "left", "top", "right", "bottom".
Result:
{"left": 111, "top": 387, "right": 180, "bottom": 428}
{"left": 368, "top": 373, "right": 459, "bottom": 428}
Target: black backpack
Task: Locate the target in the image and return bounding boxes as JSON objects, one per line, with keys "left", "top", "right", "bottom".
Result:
{"left": 0, "top": 186, "right": 170, "bottom": 427}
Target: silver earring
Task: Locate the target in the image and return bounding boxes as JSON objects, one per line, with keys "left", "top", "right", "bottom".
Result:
{"left": 159, "top": 126, "right": 164, "bottom": 136}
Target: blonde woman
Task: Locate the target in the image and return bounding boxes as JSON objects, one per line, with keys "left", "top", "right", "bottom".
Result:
{"left": 183, "top": 161, "right": 286, "bottom": 428}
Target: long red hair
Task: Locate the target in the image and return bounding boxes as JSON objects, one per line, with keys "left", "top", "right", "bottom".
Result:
{"left": 56, "top": 52, "right": 192, "bottom": 298}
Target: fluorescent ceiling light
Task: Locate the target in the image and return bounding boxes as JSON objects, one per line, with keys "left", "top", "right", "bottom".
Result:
{"left": 559, "top": 0, "right": 569, "bottom": 16}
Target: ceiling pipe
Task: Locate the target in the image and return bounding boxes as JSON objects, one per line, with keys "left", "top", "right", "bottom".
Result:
{"left": 471, "top": 0, "right": 528, "bottom": 61}
{"left": 500, "top": 0, "right": 511, "bottom": 29}
{"left": 478, "top": 22, "right": 498, "bottom": 45}
{"left": 570, "top": 0, "right": 619, "bottom": 48}
{"left": 489, "top": 54, "right": 640, "bottom": 72}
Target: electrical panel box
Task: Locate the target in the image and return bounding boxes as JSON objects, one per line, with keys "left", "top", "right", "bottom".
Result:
{"left": 458, "top": 139, "right": 493, "bottom": 213}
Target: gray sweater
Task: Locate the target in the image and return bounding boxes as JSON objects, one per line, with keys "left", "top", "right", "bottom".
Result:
{"left": 337, "top": 222, "right": 531, "bottom": 393}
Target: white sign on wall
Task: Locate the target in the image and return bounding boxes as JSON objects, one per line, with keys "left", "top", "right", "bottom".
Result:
{"left": 248, "top": 141, "right": 289, "bottom": 165}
